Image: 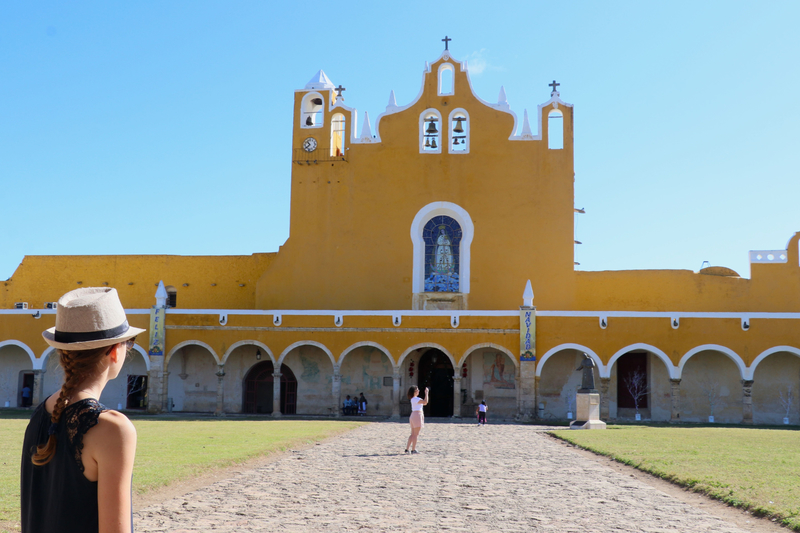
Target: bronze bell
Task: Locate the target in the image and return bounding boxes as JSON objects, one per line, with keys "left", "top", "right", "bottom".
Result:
{"left": 425, "top": 138, "right": 430, "bottom": 148}
{"left": 453, "top": 117, "right": 465, "bottom": 133}
{"left": 311, "top": 98, "right": 323, "bottom": 106}
{"left": 425, "top": 119, "right": 438, "bottom": 134}
{"left": 305, "top": 116, "right": 313, "bottom": 126}
{"left": 431, "top": 138, "right": 438, "bottom": 149}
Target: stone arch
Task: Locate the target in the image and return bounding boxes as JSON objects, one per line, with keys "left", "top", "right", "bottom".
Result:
{"left": 338, "top": 341, "right": 394, "bottom": 367}
{"left": 0, "top": 340, "right": 36, "bottom": 368}
{"left": 129, "top": 344, "right": 151, "bottom": 371}
{"left": 166, "top": 340, "right": 220, "bottom": 367}
{"left": 398, "top": 343, "right": 456, "bottom": 369}
{"left": 678, "top": 344, "right": 746, "bottom": 380}
{"left": 746, "top": 345, "right": 800, "bottom": 381}
{"left": 222, "top": 340, "right": 275, "bottom": 365}
{"left": 537, "top": 343, "right": 601, "bottom": 378}
{"left": 458, "top": 343, "right": 517, "bottom": 368}
{"left": 607, "top": 343, "right": 678, "bottom": 380}
{"left": 277, "top": 341, "right": 335, "bottom": 367}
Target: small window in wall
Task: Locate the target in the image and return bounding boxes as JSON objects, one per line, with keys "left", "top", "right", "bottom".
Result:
{"left": 423, "top": 215, "right": 462, "bottom": 292}
{"left": 421, "top": 110, "right": 441, "bottom": 153}
{"left": 438, "top": 63, "right": 454, "bottom": 96}
{"left": 166, "top": 286, "right": 177, "bottom": 308}
{"left": 301, "top": 92, "right": 324, "bottom": 128}
{"left": 449, "top": 110, "right": 468, "bottom": 153}
{"left": 548, "top": 109, "right": 563, "bottom": 150}
{"left": 330, "top": 113, "right": 345, "bottom": 157}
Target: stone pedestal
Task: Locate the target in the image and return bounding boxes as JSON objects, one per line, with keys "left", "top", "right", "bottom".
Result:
{"left": 570, "top": 392, "right": 606, "bottom": 430}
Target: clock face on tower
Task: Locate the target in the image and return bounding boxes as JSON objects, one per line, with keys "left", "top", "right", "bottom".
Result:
{"left": 302, "top": 137, "right": 318, "bottom": 152}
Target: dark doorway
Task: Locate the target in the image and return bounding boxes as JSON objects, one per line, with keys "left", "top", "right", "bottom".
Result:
{"left": 417, "top": 349, "right": 454, "bottom": 417}
{"left": 617, "top": 352, "right": 648, "bottom": 409}
{"left": 243, "top": 362, "right": 298, "bottom": 414}
{"left": 126, "top": 375, "right": 148, "bottom": 409}
{"left": 20, "top": 373, "right": 34, "bottom": 407}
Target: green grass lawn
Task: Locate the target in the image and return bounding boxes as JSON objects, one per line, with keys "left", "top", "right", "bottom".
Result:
{"left": 551, "top": 425, "right": 800, "bottom": 530}
{"left": 1, "top": 414, "right": 364, "bottom": 531}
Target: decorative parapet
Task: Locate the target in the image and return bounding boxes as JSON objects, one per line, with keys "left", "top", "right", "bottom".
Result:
{"left": 749, "top": 250, "right": 787, "bottom": 263}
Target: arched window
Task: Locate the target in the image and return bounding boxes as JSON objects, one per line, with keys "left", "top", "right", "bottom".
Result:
{"left": 330, "top": 113, "right": 345, "bottom": 157}
{"left": 423, "top": 215, "right": 462, "bottom": 292}
{"left": 301, "top": 92, "right": 324, "bottom": 128}
{"left": 548, "top": 109, "right": 563, "bottom": 150}
{"left": 449, "top": 109, "right": 469, "bottom": 154}
{"left": 438, "top": 63, "right": 454, "bottom": 96}
{"left": 420, "top": 109, "right": 441, "bottom": 153}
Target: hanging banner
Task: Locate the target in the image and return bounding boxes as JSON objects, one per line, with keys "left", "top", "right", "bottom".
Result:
{"left": 148, "top": 307, "right": 165, "bottom": 356}
{"left": 519, "top": 308, "right": 536, "bottom": 362}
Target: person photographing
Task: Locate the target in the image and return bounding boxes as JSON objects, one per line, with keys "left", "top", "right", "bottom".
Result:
{"left": 405, "top": 386, "right": 428, "bottom": 454}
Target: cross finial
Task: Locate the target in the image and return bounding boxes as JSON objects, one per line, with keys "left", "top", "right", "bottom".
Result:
{"left": 549, "top": 80, "right": 560, "bottom": 94}
{"left": 442, "top": 35, "right": 452, "bottom": 51}
{"left": 334, "top": 84, "right": 346, "bottom": 99}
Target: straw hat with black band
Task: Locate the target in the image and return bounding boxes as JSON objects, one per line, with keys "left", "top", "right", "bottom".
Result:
{"left": 42, "top": 287, "right": 146, "bottom": 351}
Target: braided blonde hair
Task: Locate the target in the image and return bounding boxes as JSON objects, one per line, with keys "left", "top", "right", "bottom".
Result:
{"left": 31, "top": 345, "right": 112, "bottom": 466}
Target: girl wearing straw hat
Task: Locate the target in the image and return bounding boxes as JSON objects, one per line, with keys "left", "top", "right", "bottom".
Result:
{"left": 21, "top": 287, "right": 145, "bottom": 533}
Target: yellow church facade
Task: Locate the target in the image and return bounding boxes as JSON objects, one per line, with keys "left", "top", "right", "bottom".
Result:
{"left": 2, "top": 47, "right": 800, "bottom": 425}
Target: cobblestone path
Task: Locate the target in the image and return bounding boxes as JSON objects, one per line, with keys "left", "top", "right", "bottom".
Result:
{"left": 134, "top": 422, "right": 765, "bottom": 532}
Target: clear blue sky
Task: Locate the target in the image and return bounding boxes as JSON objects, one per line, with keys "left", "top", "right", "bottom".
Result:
{"left": 2, "top": 1, "right": 799, "bottom": 283}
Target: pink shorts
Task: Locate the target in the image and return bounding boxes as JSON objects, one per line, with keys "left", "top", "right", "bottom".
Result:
{"left": 409, "top": 410, "right": 424, "bottom": 429}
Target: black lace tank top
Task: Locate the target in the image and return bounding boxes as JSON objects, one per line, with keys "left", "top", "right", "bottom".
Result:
{"left": 20, "top": 398, "right": 132, "bottom": 533}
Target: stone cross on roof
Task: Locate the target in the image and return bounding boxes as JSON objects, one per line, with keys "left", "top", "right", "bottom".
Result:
{"left": 335, "top": 85, "right": 346, "bottom": 99}
{"left": 442, "top": 35, "right": 452, "bottom": 51}
{"left": 549, "top": 80, "right": 560, "bottom": 94}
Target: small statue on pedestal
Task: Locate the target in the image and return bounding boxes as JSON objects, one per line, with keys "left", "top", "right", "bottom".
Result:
{"left": 576, "top": 353, "right": 597, "bottom": 392}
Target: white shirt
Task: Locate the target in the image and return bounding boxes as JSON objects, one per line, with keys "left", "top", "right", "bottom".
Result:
{"left": 411, "top": 396, "right": 424, "bottom": 412}
{"left": 479, "top": 404, "right": 487, "bottom": 412}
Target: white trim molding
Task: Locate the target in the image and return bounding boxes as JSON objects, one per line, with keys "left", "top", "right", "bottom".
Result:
{"left": 745, "top": 345, "right": 800, "bottom": 381}
{"left": 338, "top": 341, "right": 394, "bottom": 367}
{"left": 277, "top": 340, "right": 335, "bottom": 368}
{"left": 536, "top": 343, "right": 601, "bottom": 378}
{"left": 165, "top": 340, "right": 220, "bottom": 366}
{"left": 410, "top": 201, "right": 474, "bottom": 295}
{"left": 606, "top": 343, "right": 679, "bottom": 380}
{"left": 398, "top": 343, "right": 455, "bottom": 369}
{"left": 221, "top": 340, "right": 275, "bottom": 365}
{"left": 0, "top": 340, "right": 37, "bottom": 369}
{"left": 677, "top": 344, "right": 746, "bottom": 380}
{"left": 459, "top": 343, "right": 518, "bottom": 368}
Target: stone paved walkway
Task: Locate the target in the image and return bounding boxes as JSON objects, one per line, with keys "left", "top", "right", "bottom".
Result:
{"left": 134, "top": 422, "right": 767, "bottom": 532}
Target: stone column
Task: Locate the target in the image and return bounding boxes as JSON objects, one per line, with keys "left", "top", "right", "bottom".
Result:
{"left": 533, "top": 376, "right": 541, "bottom": 420}
{"left": 215, "top": 365, "right": 225, "bottom": 416}
{"left": 272, "top": 371, "right": 282, "bottom": 418}
{"left": 670, "top": 379, "right": 681, "bottom": 422}
{"left": 32, "top": 370, "right": 43, "bottom": 406}
{"left": 742, "top": 380, "right": 754, "bottom": 425}
{"left": 391, "top": 368, "right": 401, "bottom": 419}
{"left": 332, "top": 364, "right": 341, "bottom": 418}
{"left": 155, "top": 370, "right": 168, "bottom": 414}
{"left": 452, "top": 375, "right": 462, "bottom": 418}
{"left": 599, "top": 378, "right": 611, "bottom": 420}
